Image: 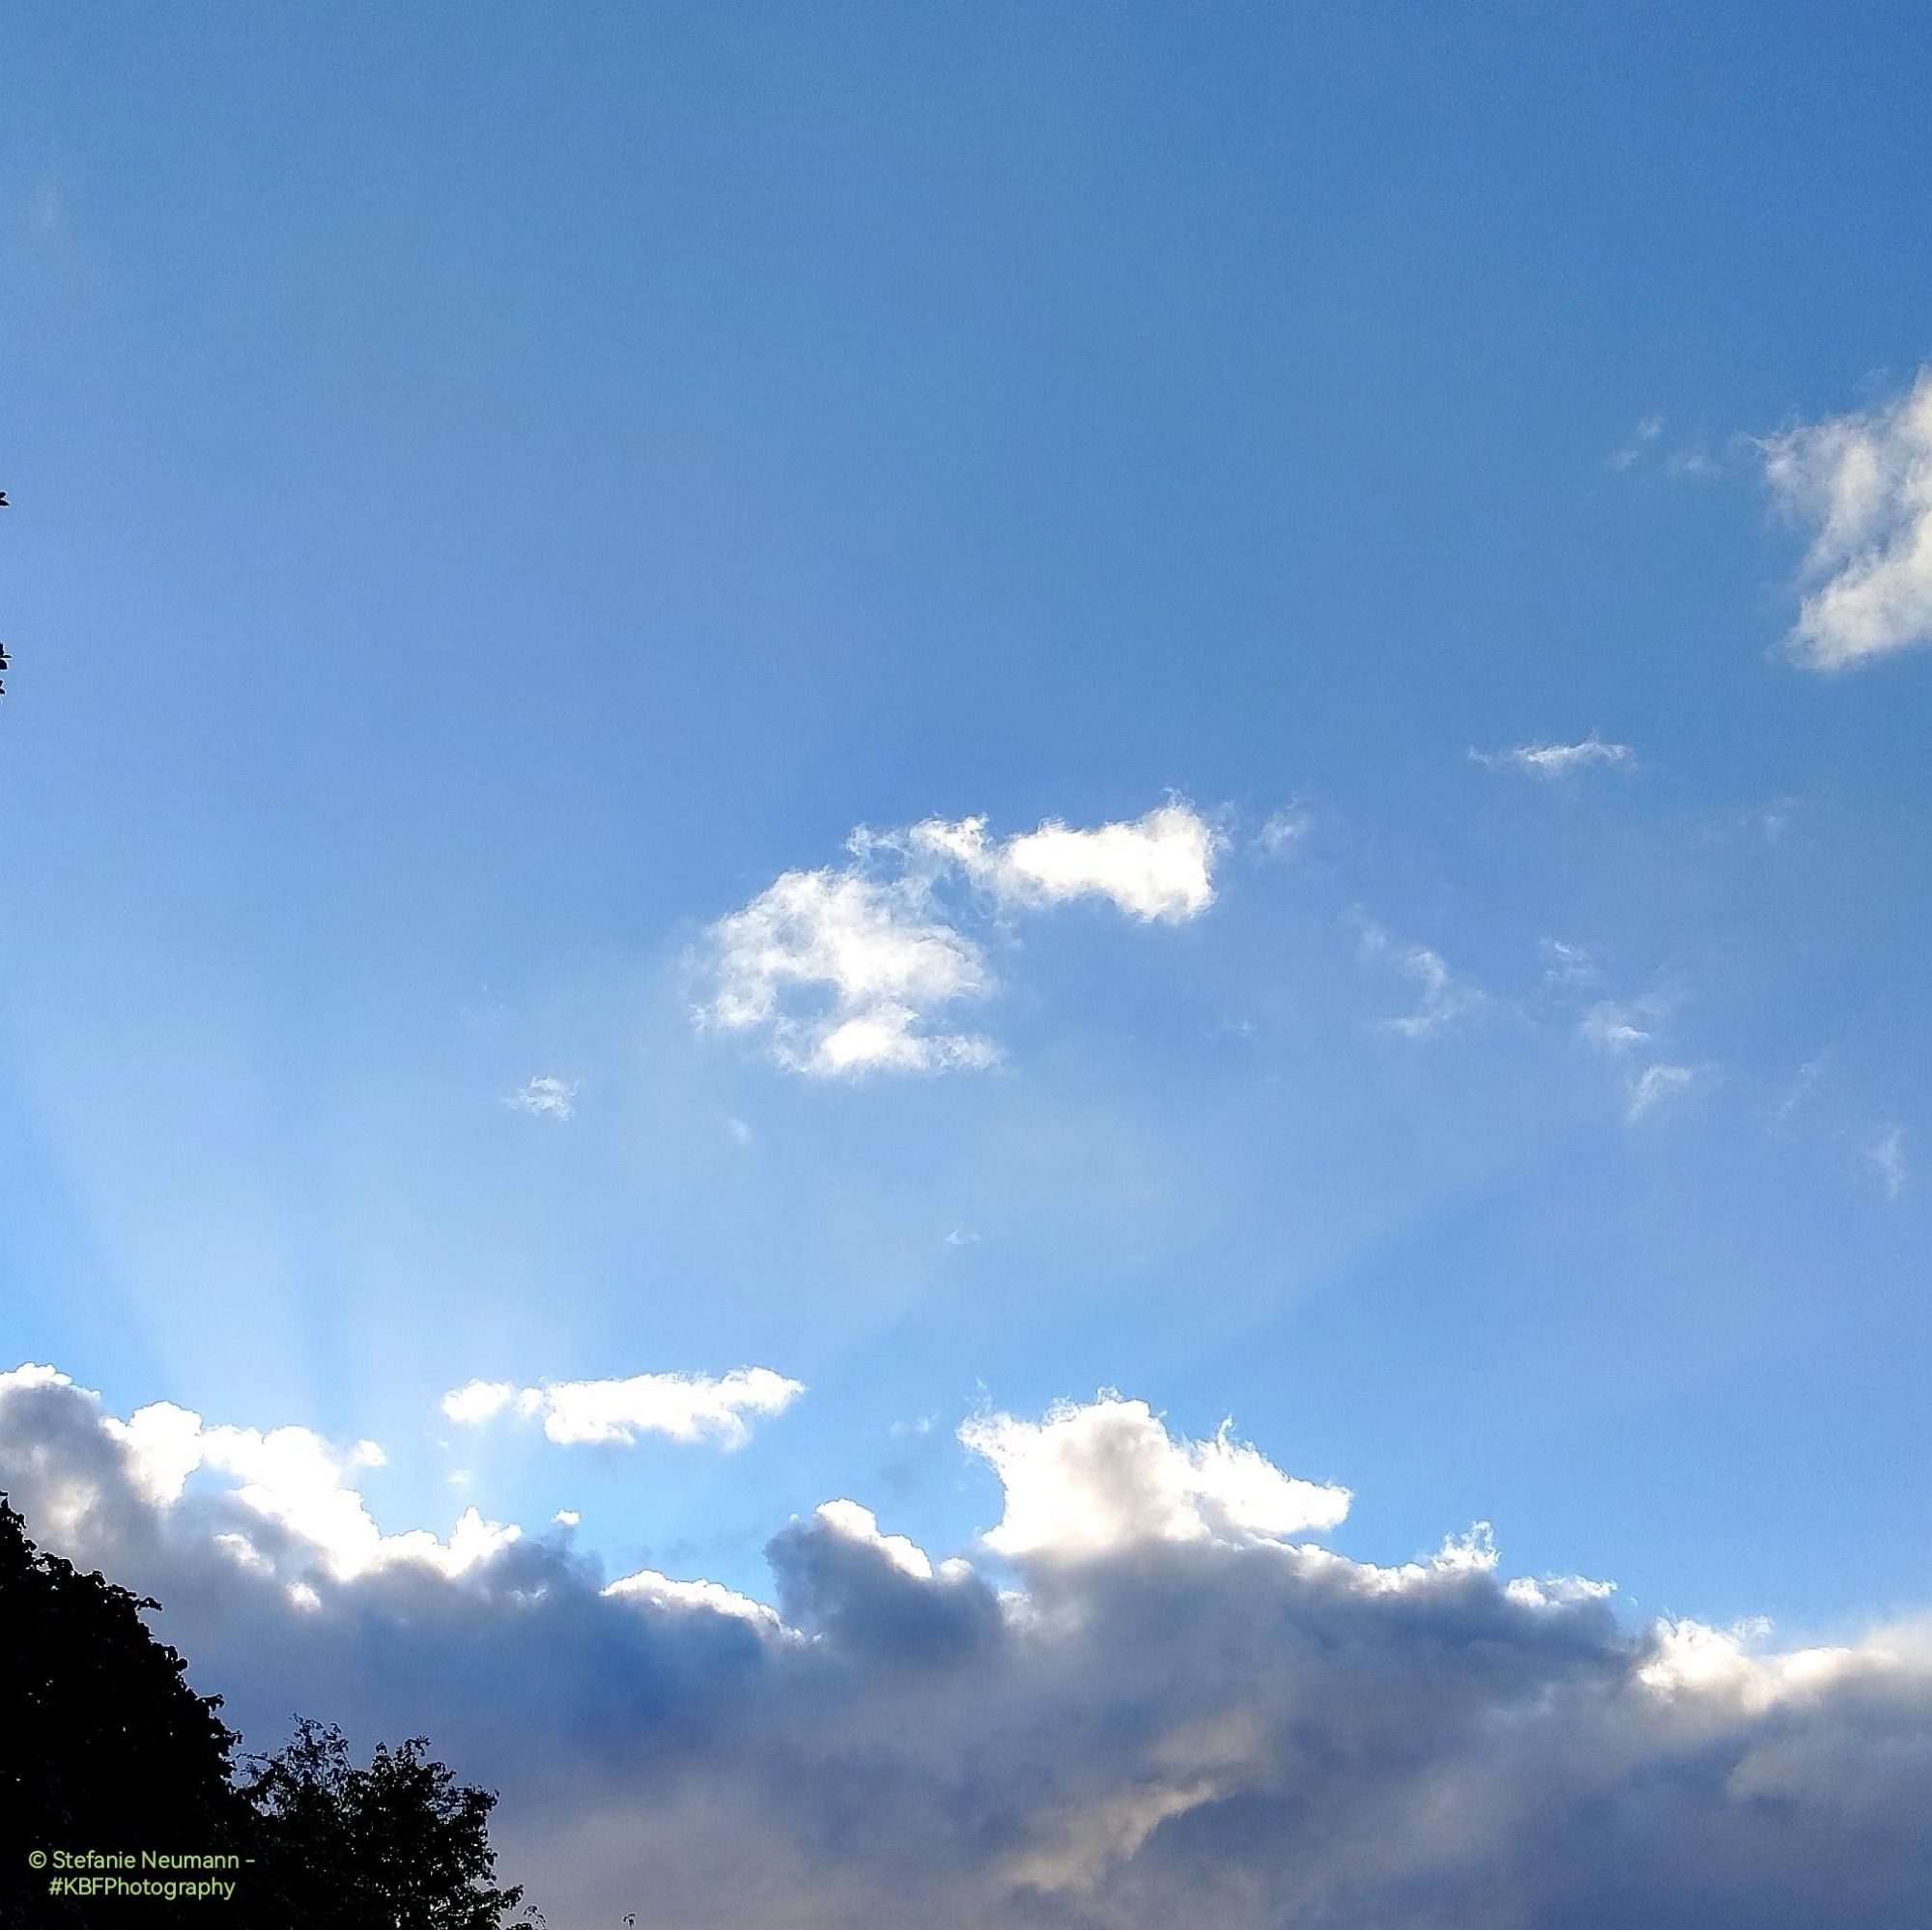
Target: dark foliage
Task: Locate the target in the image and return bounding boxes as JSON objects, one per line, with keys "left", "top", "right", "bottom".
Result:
{"left": 0, "top": 1495, "right": 247, "bottom": 1924}
{"left": 241, "top": 1721, "right": 526, "bottom": 1929}
{"left": 0, "top": 1494, "right": 532, "bottom": 1928}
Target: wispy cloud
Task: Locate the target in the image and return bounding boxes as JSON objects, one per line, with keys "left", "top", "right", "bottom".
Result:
{"left": 1625, "top": 1061, "right": 1699, "bottom": 1121}
{"left": 900, "top": 802, "right": 1220, "bottom": 923}
{"left": 1358, "top": 922, "right": 1484, "bottom": 1038}
{"left": 1866, "top": 1124, "right": 1908, "bottom": 1198}
{"left": 1770, "top": 1055, "right": 1827, "bottom": 1130}
{"left": 1469, "top": 733, "right": 1635, "bottom": 779}
{"left": 1539, "top": 938, "right": 1600, "bottom": 989}
{"left": 1576, "top": 995, "right": 1702, "bottom": 1122}
{"left": 1607, "top": 412, "right": 1665, "bottom": 470}
{"left": 505, "top": 1074, "right": 578, "bottom": 1121}
{"left": 1253, "top": 805, "right": 1312, "bottom": 858}
{"left": 701, "top": 802, "right": 1221, "bottom": 1076}
{"left": 1763, "top": 367, "right": 1932, "bottom": 668}
{"left": 440, "top": 1367, "right": 804, "bottom": 1449}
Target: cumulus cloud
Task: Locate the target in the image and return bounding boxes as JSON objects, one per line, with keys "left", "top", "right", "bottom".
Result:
{"left": 961, "top": 1396, "right": 1350, "bottom": 1558}
{"left": 6, "top": 1364, "right": 1931, "bottom": 1930}
{"left": 701, "top": 802, "right": 1220, "bottom": 1076}
{"left": 1764, "top": 367, "right": 1932, "bottom": 668}
{"left": 505, "top": 1074, "right": 578, "bottom": 1121}
{"left": 2, "top": 1366, "right": 518, "bottom": 1585}
{"left": 902, "top": 804, "right": 1219, "bottom": 922}
{"left": 440, "top": 1367, "right": 803, "bottom": 1449}
{"left": 1468, "top": 733, "right": 1635, "bottom": 778}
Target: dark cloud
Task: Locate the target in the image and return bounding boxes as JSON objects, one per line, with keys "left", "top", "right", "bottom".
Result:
{"left": 5, "top": 1367, "right": 1930, "bottom": 1929}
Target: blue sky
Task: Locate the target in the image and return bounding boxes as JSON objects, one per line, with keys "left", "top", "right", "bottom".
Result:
{"left": 4, "top": 0, "right": 1932, "bottom": 1682}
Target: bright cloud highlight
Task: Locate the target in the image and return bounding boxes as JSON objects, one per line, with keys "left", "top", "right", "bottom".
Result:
{"left": 1764, "top": 366, "right": 1932, "bottom": 668}
{"left": 701, "top": 801, "right": 1220, "bottom": 1076}
{"left": 441, "top": 1366, "right": 804, "bottom": 1448}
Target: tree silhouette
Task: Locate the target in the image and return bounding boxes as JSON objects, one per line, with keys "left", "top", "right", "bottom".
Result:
{"left": 241, "top": 1721, "right": 527, "bottom": 1929}
{"left": 0, "top": 1494, "right": 247, "bottom": 1924}
{"left": 1, "top": 1493, "right": 533, "bottom": 1928}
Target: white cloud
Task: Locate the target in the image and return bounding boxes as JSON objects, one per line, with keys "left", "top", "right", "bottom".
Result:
{"left": 905, "top": 803, "right": 1220, "bottom": 922}
{"left": 442, "top": 1366, "right": 804, "bottom": 1449}
{"left": 1579, "top": 1000, "right": 1655, "bottom": 1056}
{"left": 440, "top": 1378, "right": 518, "bottom": 1425}
{"left": 1866, "top": 1124, "right": 1908, "bottom": 1198}
{"left": 1468, "top": 733, "right": 1635, "bottom": 778}
{"left": 1254, "top": 805, "right": 1311, "bottom": 858}
{"left": 6, "top": 1368, "right": 1932, "bottom": 1929}
{"left": 961, "top": 1395, "right": 1350, "bottom": 1558}
{"left": 1771, "top": 1054, "right": 1827, "bottom": 1128}
{"left": 1626, "top": 1061, "right": 1699, "bottom": 1121}
{"left": 1575, "top": 995, "right": 1702, "bottom": 1122}
{"left": 11, "top": 1369, "right": 522, "bottom": 1584}
{"left": 1539, "top": 938, "right": 1600, "bottom": 988}
{"left": 604, "top": 1565, "right": 782, "bottom": 1631}
{"left": 505, "top": 1074, "right": 578, "bottom": 1121}
{"left": 1358, "top": 922, "right": 1484, "bottom": 1038}
{"left": 1763, "top": 367, "right": 1932, "bottom": 668}
{"left": 1608, "top": 412, "right": 1665, "bottom": 470}
{"left": 704, "top": 866, "right": 996, "bottom": 1076}
{"left": 701, "top": 802, "right": 1220, "bottom": 1076}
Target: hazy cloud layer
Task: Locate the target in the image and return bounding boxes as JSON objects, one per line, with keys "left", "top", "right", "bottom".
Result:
{"left": 6, "top": 1366, "right": 1931, "bottom": 1929}
{"left": 1765, "top": 367, "right": 1932, "bottom": 668}
{"left": 700, "top": 803, "right": 1220, "bottom": 1076}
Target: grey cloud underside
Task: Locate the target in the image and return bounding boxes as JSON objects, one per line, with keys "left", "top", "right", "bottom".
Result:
{"left": 5, "top": 1377, "right": 1931, "bottom": 1930}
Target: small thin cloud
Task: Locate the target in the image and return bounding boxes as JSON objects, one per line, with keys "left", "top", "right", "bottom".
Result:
{"left": 1580, "top": 1001, "right": 1655, "bottom": 1057}
{"left": 1469, "top": 734, "right": 1635, "bottom": 780}
{"left": 1866, "top": 1124, "right": 1908, "bottom": 1199}
{"left": 1770, "top": 1055, "right": 1827, "bottom": 1131}
{"left": 506, "top": 1074, "right": 578, "bottom": 1121}
{"left": 1574, "top": 993, "right": 1702, "bottom": 1123}
{"left": 1608, "top": 412, "right": 1665, "bottom": 470}
{"left": 1539, "top": 939, "right": 1600, "bottom": 989}
{"left": 1253, "top": 805, "right": 1312, "bottom": 859}
{"left": 29, "top": 178, "right": 65, "bottom": 235}
{"left": 1625, "top": 1062, "right": 1699, "bottom": 1122}
{"left": 1358, "top": 922, "right": 1484, "bottom": 1039}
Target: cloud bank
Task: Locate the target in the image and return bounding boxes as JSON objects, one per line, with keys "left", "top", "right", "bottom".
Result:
{"left": 701, "top": 802, "right": 1220, "bottom": 1076}
{"left": 7, "top": 1365, "right": 1931, "bottom": 1929}
{"left": 1765, "top": 367, "right": 1932, "bottom": 668}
